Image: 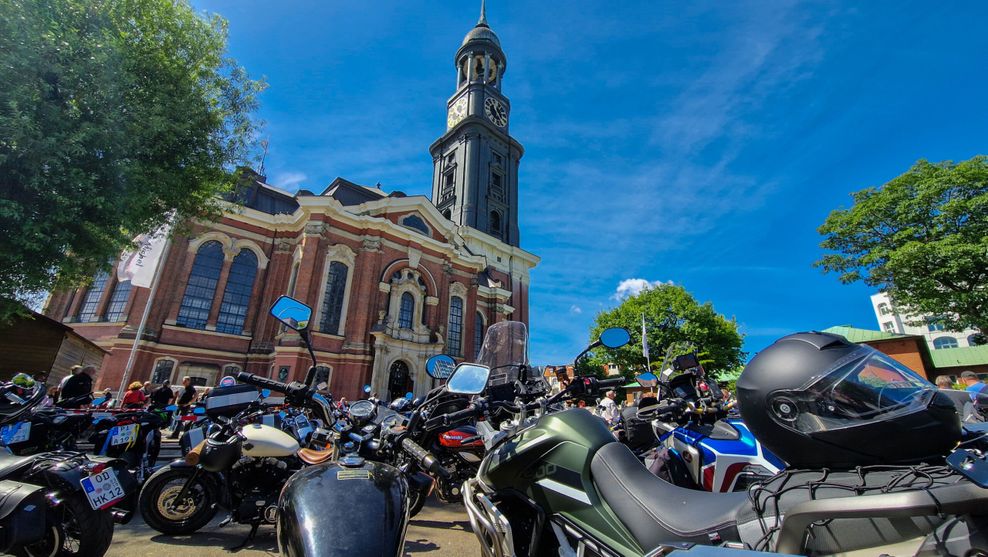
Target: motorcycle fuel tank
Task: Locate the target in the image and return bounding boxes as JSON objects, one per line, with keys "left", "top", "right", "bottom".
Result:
{"left": 438, "top": 425, "right": 483, "bottom": 449}
{"left": 278, "top": 458, "right": 409, "bottom": 557}
{"left": 241, "top": 423, "right": 299, "bottom": 458}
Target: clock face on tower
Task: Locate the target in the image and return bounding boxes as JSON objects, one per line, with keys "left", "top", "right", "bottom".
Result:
{"left": 484, "top": 97, "right": 508, "bottom": 127}
{"left": 447, "top": 96, "right": 468, "bottom": 129}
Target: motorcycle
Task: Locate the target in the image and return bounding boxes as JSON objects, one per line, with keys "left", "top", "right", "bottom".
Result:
{"left": 0, "top": 377, "right": 139, "bottom": 556}
{"left": 0, "top": 401, "right": 91, "bottom": 455}
{"left": 462, "top": 325, "right": 988, "bottom": 557}
{"left": 137, "top": 383, "right": 334, "bottom": 543}
{"left": 629, "top": 354, "right": 783, "bottom": 493}
{"left": 250, "top": 295, "right": 485, "bottom": 556}
{"left": 89, "top": 408, "right": 166, "bottom": 484}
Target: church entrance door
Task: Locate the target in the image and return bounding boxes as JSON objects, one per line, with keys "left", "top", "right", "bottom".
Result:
{"left": 387, "top": 360, "right": 413, "bottom": 402}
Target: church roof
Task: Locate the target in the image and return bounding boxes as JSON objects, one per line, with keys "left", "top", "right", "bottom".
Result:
{"left": 461, "top": 0, "right": 501, "bottom": 48}
{"left": 319, "top": 177, "right": 387, "bottom": 206}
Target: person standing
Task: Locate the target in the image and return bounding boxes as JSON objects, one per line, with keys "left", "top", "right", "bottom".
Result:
{"left": 961, "top": 371, "right": 987, "bottom": 399}
{"left": 597, "top": 390, "right": 620, "bottom": 425}
{"left": 122, "top": 381, "right": 147, "bottom": 409}
{"left": 169, "top": 376, "right": 197, "bottom": 439}
{"left": 150, "top": 381, "right": 175, "bottom": 409}
{"left": 141, "top": 381, "right": 153, "bottom": 398}
{"left": 59, "top": 365, "right": 95, "bottom": 407}
{"left": 936, "top": 376, "right": 956, "bottom": 390}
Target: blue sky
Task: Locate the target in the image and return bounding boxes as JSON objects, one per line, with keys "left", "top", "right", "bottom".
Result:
{"left": 195, "top": 0, "right": 987, "bottom": 365}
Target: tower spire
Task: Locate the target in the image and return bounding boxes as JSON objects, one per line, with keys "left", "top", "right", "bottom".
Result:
{"left": 477, "top": 0, "right": 488, "bottom": 27}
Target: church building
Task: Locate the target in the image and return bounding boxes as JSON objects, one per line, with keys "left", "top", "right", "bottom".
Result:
{"left": 42, "top": 7, "right": 539, "bottom": 401}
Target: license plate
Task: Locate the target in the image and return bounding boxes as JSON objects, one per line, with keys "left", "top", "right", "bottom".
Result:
{"left": 80, "top": 469, "right": 125, "bottom": 510}
{"left": 110, "top": 424, "right": 138, "bottom": 446}
{"left": 0, "top": 421, "right": 31, "bottom": 445}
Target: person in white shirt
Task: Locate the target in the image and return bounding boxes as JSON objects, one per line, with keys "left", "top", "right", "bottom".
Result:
{"left": 597, "top": 390, "right": 619, "bottom": 425}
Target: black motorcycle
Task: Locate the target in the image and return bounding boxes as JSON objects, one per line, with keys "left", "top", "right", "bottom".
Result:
{"left": 0, "top": 378, "right": 139, "bottom": 556}
{"left": 89, "top": 408, "right": 166, "bottom": 484}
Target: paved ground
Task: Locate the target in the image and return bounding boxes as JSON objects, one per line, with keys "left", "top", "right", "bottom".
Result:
{"left": 107, "top": 496, "right": 477, "bottom": 556}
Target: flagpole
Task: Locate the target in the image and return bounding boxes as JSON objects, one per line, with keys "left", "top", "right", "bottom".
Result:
{"left": 642, "top": 313, "right": 651, "bottom": 372}
{"left": 116, "top": 236, "right": 172, "bottom": 400}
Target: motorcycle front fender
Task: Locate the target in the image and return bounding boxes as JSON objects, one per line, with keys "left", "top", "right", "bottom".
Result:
{"left": 278, "top": 460, "right": 409, "bottom": 557}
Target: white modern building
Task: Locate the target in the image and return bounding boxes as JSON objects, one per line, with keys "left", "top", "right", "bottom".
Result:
{"left": 870, "top": 292, "right": 982, "bottom": 351}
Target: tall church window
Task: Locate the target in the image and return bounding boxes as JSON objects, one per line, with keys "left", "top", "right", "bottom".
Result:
{"left": 448, "top": 296, "right": 464, "bottom": 356}
{"left": 319, "top": 261, "right": 349, "bottom": 335}
{"left": 103, "top": 280, "right": 132, "bottom": 322}
{"left": 474, "top": 312, "right": 485, "bottom": 358}
{"left": 177, "top": 241, "right": 224, "bottom": 330}
{"left": 442, "top": 169, "right": 455, "bottom": 203}
{"left": 216, "top": 249, "right": 258, "bottom": 334}
{"left": 489, "top": 211, "right": 502, "bottom": 239}
{"left": 398, "top": 292, "right": 414, "bottom": 329}
{"left": 78, "top": 271, "right": 109, "bottom": 322}
{"left": 152, "top": 359, "right": 175, "bottom": 384}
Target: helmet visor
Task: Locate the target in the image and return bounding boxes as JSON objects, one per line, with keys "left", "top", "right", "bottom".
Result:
{"left": 769, "top": 349, "right": 935, "bottom": 435}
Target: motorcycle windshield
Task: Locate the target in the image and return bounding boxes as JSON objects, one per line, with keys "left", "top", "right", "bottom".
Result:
{"left": 476, "top": 321, "right": 529, "bottom": 384}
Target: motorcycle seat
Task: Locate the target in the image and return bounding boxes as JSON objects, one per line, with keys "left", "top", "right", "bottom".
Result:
{"left": 297, "top": 448, "right": 333, "bottom": 465}
{"left": 591, "top": 442, "right": 747, "bottom": 548}
{"left": 0, "top": 455, "right": 37, "bottom": 478}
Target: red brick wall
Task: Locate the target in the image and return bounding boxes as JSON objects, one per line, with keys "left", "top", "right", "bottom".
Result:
{"left": 864, "top": 338, "right": 930, "bottom": 377}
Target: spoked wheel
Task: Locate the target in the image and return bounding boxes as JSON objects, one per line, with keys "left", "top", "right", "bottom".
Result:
{"left": 23, "top": 494, "right": 113, "bottom": 557}
{"left": 139, "top": 466, "right": 217, "bottom": 535}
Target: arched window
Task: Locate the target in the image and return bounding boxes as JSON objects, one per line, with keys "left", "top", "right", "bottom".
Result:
{"left": 474, "top": 312, "right": 485, "bottom": 358}
{"left": 448, "top": 296, "right": 464, "bottom": 355}
{"left": 314, "top": 366, "right": 331, "bottom": 389}
{"left": 216, "top": 250, "right": 258, "bottom": 334}
{"left": 177, "top": 241, "right": 225, "bottom": 329}
{"left": 151, "top": 359, "right": 175, "bottom": 384}
{"left": 489, "top": 210, "right": 502, "bottom": 239}
{"left": 933, "top": 336, "right": 959, "bottom": 350}
{"left": 319, "top": 261, "right": 349, "bottom": 335}
{"left": 398, "top": 292, "right": 414, "bottom": 329}
{"left": 223, "top": 364, "right": 241, "bottom": 376}
{"left": 388, "top": 360, "right": 412, "bottom": 401}
{"left": 969, "top": 334, "right": 984, "bottom": 347}
{"left": 103, "top": 279, "right": 131, "bottom": 322}
{"left": 400, "top": 214, "right": 430, "bottom": 236}
{"left": 77, "top": 271, "right": 109, "bottom": 322}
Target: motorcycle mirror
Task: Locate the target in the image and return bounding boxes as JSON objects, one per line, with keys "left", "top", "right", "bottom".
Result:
{"left": 193, "top": 406, "right": 206, "bottom": 416}
{"left": 269, "top": 295, "right": 313, "bottom": 332}
{"left": 636, "top": 372, "right": 659, "bottom": 388}
{"left": 599, "top": 327, "right": 632, "bottom": 349}
{"left": 261, "top": 389, "right": 271, "bottom": 399}
{"left": 446, "top": 363, "right": 491, "bottom": 395}
{"left": 425, "top": 354, "right": 456, "bottom": 379}
{"left": 165, "top": 404, "right": 178, "bottom": 412}
{"left": 363, "top": 385, "right": 371, "bottom": 394}
{"left": 405, "top": 392, "right": 413, "bottom": 400}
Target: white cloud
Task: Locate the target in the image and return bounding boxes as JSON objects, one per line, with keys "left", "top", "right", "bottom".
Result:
{"left": 569, "top": 305, "right": 582, "bottom": 315}
{"left": 613, "top": 278, "right": 672, "bottom": 300}
{"left": 271, "top": 171, "right": 308, "bottom": 191}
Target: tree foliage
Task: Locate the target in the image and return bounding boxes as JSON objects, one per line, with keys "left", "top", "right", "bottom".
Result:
{"left": 0, "top": 0, "right": 264, "bottom": 318}
{"left": 816, "top": 157, "right": 988, "bottom": 336}
{"left": 582, "top": 284, "right": 745, "bottom": 382}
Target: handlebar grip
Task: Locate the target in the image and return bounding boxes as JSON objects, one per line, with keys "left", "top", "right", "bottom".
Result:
{"left": 236, "top": 372, "right": 289, "bottom": 394}
{"left": 445, "top": 403, "right": 480, "bottom": 424}
{"left": 597, "top": 378, "right": 625, "bottom": 388}
{"left": 402, "top": 438, "right": 451, "bottom": 481}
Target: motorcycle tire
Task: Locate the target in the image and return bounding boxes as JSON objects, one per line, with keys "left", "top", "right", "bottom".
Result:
{"left": 22, "top": 494, "right": 113, "bottom": 557}
{"left": 139, "top": 466, "right": 217, "bottom": 535}
{"left": 409, "top": 489, "right": 427, "bottom": 518}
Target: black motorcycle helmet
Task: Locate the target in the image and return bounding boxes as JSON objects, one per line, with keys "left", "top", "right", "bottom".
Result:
{"left": 737, "top": 332, "right": 960, "bottom": 468}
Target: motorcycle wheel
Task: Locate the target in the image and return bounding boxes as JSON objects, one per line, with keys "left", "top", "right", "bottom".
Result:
{"left": 409, "top": 488, "right": 427, "bottom": 518}
{"left": 22, "top": 494, "right": 113, "bottom": 557}
{"left": 139, "top": 466, "right": 217, "bottom": 535}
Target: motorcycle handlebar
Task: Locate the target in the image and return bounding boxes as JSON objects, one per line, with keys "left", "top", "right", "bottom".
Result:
{"left": 596, "top": 378, "right": 625, "bottom": 389}
{"left": 401, "top": 437, "right": 451, "bottom": 481}
{"left": 235, "top": 372, "right": 290, "bottom": 395}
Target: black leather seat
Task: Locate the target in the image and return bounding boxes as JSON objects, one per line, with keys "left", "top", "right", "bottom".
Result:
{"left": 591, "top": 442, "right": 748, "bottom": 549}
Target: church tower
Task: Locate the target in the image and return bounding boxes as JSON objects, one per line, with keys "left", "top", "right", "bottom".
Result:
{"left": 430, "top": 1, "right": 523, "bottom": 247}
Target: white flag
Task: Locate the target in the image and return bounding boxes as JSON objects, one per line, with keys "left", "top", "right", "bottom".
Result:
{"left": 117, "top": 222, "right": 171, "bottom": 288}
{"left": 641, "top": 313, "right": 650, "bottom": 362}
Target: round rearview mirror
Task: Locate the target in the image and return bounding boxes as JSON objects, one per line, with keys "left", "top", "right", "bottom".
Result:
{"left": 193, "top": 406, "right": 206, "bottom": 416}
{"left": 600, "top": 327, "right": 632, "bottom": 349}
{"left": 261, "top": 389, "right": 271, "bottom": 399}
{"left": 405, "top": 392, "right": 413, "bottom": 400}
{"left": 636, "top": 372, "right": 659, "bottom": 388}
{"left": 425, "top": 354, "right": 456, "bottom": 379}
{"left": 363, "top": 385, "right": 372, "bottom": 394}
{"left": 446, "top": 364, "right": 491, "bottom": 395}
{"left": 269, "top": 295, "right": 313, "bottom": 331}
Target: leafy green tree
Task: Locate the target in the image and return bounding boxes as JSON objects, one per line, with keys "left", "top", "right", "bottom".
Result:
{"left": 581, "top": 284, "right": 745, "bottom": 382}
{"left": 816, "top": 156, "right": 988, "bottom": 337}
{"left": 0, "top": 0, "right": 264, "bottom": 320}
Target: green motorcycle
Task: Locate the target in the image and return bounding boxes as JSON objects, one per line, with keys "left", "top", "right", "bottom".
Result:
{"left": 460, "top": 322, "right": 988, "bottom": 557}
